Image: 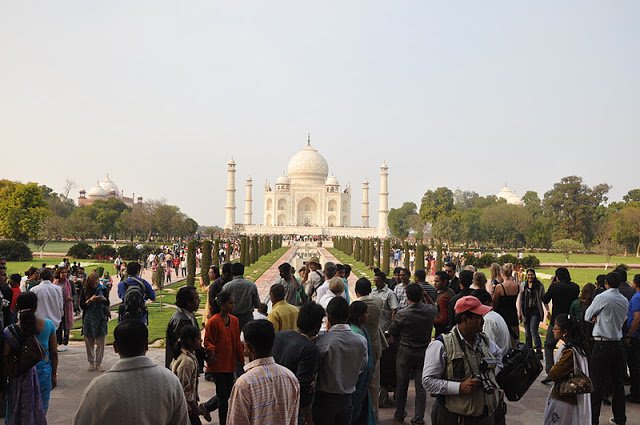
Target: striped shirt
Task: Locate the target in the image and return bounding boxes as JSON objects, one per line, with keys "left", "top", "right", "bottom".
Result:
{"left": 227, "top": 357, "right": 300, "bottom": 425}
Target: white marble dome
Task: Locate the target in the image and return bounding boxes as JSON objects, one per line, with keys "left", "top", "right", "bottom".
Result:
{"left": 325, "top": 175, "right": 339, "bottom": 186}
{"left": 276, "top": 175, "right": 291, "bottom": 185}
{"left": 99, "top": 175, "right": 119, "bottom": 195}
{"left": 497, "top": 186, "right": 523, "bottom": 206}
{"left": 287, "top": 144, "right": 329, "bottom": 183}
{"left": 87, "top": 183, "right": 108, "bottom": 197}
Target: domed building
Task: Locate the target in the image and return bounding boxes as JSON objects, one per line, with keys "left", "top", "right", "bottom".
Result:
{"left": 227, "top": 135, "right": 390, "bottom": 238}
{"left": 496, "top": 185, "right": 524, "bottom": 206}
{"left": 78, "top": 174, "right": 142, "bottom": 207}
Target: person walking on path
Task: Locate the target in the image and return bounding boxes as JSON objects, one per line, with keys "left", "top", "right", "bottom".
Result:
{"left": 492, "top": 263, "right": 520, "bottom": 346}
{"left": 433, "top": 271, "right": 454, "bottom": 338}
{"left": 372, "top": 271, "right": 398, "bottom": 333}
{"left": 80, "top": 273, "right": 110, "bottom": 372}
{"left": 165, "top": 286, "right": 200, "bottom": 368}
{"left": 584, "top": 271, "right": 629, "bottom": 425}
{"left": 267, "top": 283, "right": 299, "bottom": 332}
{"left": 53, "top": 267, "right": 74, "bottom": 352}
{"left": 221, "top": 262, "right": 259, "bottom": 332}
{"left": 519, "top": 268, "right": 547, "bottom": 358}
{"left": 117, "top": 262, "right": 156, "bottom": 325}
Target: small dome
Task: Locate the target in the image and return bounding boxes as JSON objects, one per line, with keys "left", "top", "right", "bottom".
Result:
{"left": 276, "top": 175, "right": 291, "bottom": 185}
{"left": 99, "top": 174, "right": 119, "bottom": 195}
{"left": 287, "top": 144, "right": 329, "bottom": 183}
{"left": 87, "top": 183, "right": 108, "bottom": 197}
{"left": 497, "top": 186, "right": 523, "bottom": 206}
{"left": 325, "top": 175, "right": 339, "bottom": 186}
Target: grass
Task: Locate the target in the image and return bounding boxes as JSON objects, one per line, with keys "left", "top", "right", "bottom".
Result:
{"left": 327, "top": 248, "right": 376, "bottom": 280}
{"left": 5, "top": 258, "right": 119, "bottom": 277}
{"left": 27, "top": 241, "right": 77, "bottom": 254}
{"left": 507, "top": 251, "right": 639, "bottom": 265}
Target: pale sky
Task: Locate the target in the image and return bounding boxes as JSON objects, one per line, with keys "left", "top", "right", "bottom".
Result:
{"left": 2, "top": 2, "right": 639, "bottom": 227}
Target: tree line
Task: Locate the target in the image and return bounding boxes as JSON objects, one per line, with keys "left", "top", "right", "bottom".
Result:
{"left": 388, "top": 176, "right": 640, "bottom": 256}
{"left": 0, "top": 179, "right": 199, "bottom": 251}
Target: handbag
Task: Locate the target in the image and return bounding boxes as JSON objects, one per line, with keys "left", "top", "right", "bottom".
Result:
{"left": 496, "top": 328, "right": 543, "bottom": 401}
{"left": 556, "top": 348, "right": 593, "bottom": 395}
{"left": 6, "top": 324, "right": 45, "bottom": 378}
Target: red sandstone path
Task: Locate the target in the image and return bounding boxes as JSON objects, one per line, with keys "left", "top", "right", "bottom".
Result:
{"left": 254, "top": 246, "right": 299, "bottom": 299}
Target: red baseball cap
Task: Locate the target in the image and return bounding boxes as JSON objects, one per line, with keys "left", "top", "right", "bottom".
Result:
{"left": 454, "top": 296, "right": 492, "bottom": 316}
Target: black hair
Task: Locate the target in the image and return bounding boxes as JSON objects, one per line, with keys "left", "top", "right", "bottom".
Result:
{"left": 402, "top": 268, "right": 411, "bottom": 279}
{"left": 243, "top": 320, "right": 275, "bottom": 358}
{"left": 375, "top": 271, "right": 387, "bottom": 280}
{"left": 210, "top": 266, "right": 220, "bottom": 279}
{"left": 614, "top": 265, "right": 628, "bottom": 282}
{"left": 126, "top": 261, "right": 141, "bottom": 277}
{"left": 175, "top": 286, "right": 198, "bottom": 309}
{"left": 555, "top": 267, "right": 571, "bottom": 282}
{"left": 355, "top": 277, "right": 372, "bottom": 295}
{"left": 596, "top": 274, "right": 606, "bottom": 289}
{"left": 217, "top": 291, "right": 232, "bottom": 307}
{"left": 9, "top": 273, "right": 21, "bottom": 285}
{"left": 16, "top": 292, "right": 38, "bottom": 337}
{"left": 455, "top": 310, "right": 481, "bottom": 324}
{"left": 231, "top": 262, "right": 245, "bottom": 276}
{"left": 297, "top": 302, "right": 325, "bottom": 335}
{"left": 415, "top": 269, "right": 427, "bottom": 282}
{"left": 40, "top": 268, "right": 53, "bottom": 281}
{"left": 406, "top": 283, "right": 423, "bottom": 303}
{"left": 326, "top": 296, "right": 349, "bottom": 325}
{"left": 270, "top": 283, "right": 285, "bottom": 301}
{"left": 525, "top": 268, "right": 542, "bottom": 288}
{"left": 606, "top": 271, "right": 621, "bottom": 288}
{"left": 173, "top": 325, "right": 200, "bottom": 359}
{"left": 393, "top": 267, "right": 403, "bottom": 275}
{"left": 221, "top": 262, "right": 233, "bottom": 274}
{"left": 634, "top": 274, "right": 640, "bottom": 288}
{"left": 114, "top": 319, "right": 148, "bottom": 357}
{"left": 336, "top": 264, "right": 345, "bottom": 273}
{"left": 435, "top": 270, "right": 449, "bottom": 283}
{"left": 444, "top": 262, "right": 456, "bottom": 270}
{"left": 278, "top": 263, "right": 292, "bottom": 273}
{"left": 348, "top": 300, "right": 368, "bottom": 326}
{"left": 258, "top": 303, "right": 268, "bottom": 315}
{"left": 459, "top": 270, "right": 473, "bottom": 288}
{"left": 344, "top": 264, "right": 352, "bottom": 278}
{"left": 555, "top": 314, "right": 590, "bottom": 356}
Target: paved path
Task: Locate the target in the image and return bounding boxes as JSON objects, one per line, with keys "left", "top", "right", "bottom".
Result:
{"left": 254, "top": 246, "right": 299, "bottom": 300}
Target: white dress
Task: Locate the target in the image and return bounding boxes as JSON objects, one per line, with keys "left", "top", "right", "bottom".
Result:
{"left": 542, "top": 344, "right": 591, "bottom": 425}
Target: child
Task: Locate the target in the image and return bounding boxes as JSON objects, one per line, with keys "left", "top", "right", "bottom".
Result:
{"left": 8, "top": 274, "right": 22, "bottom": 324}
{"left": 171, "top": 325, "right": 215, "bottom": 425}
{"left": 204, "top": 292, "right": 244, "bottom": 425}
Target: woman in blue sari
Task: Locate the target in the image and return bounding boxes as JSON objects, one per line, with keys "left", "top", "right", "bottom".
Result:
{"left": 349, "top": 301, "right": 376, "bottom": 425}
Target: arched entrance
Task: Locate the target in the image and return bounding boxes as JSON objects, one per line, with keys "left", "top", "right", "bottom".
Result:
{"left": 297, "top": 197, "right": 317, "bottom": 226}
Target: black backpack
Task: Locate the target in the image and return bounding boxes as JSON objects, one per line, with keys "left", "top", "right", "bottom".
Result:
{"left": 119, "top": 278, "right": 148, "bottom": 323}
{"left": 496, "top": 340, "right": 543, "bottom": 401}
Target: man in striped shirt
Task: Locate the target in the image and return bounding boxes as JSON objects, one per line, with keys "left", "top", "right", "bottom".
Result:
{"left": 227, "top": 320, "right": 300, "bottom": 425}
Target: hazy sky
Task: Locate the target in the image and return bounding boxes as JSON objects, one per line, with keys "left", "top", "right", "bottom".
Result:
{"left": 2, "top": 2, "right": 639, "bottom": 227}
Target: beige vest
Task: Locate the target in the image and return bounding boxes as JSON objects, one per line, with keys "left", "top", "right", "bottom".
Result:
{"left": 441, "top": 327, "right": 500, "bottom": 417}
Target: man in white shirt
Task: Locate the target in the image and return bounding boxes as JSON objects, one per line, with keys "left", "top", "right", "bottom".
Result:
{"left": 474, "top": 289, "right": 511, "bottom": 356}
{"left": 313, "top": 262, "right": 337, "bottom": 302}
{"left": 31, "top": 268, "right": 64, "bottom": 329}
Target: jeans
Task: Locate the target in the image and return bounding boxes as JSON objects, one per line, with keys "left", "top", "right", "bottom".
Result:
{"left": 212, "top": 372, "right": 234, "bottom": 425}
{"left": 626, "top": 337, "right": 640, "bottom": 399}
{"left": 56, "top": 318, "right": 69, "bottom": 346}
{"left": 524, "top": 314, "right": 542, "bottom": 351}
{"left": 312, "top": 392, "right": 352, "bottom": 425}
{"left": 590, "top": 340, "right": 626, "bottom": 425}
{"left": 544, "top": 322, "right": 558, "bottom": 373}
{"left": 395, "top": 345, "right": 427, "bottom": 424}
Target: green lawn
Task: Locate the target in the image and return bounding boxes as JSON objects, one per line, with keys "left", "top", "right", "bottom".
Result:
{"left": 508, "top": 251, "right": 638, "bottom": 265}
{"left": 27, "top": 241, "right": 78, "bottom": 254}
{"left": 5, "top": 258, "right": 118, "bottom": 277}
{"left": 327, "top": 249, "right": 376, "bottom": 280}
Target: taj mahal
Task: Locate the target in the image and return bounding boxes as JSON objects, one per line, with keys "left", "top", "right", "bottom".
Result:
{"left": 224, "top": 136, "right": 389, "bottom": 238}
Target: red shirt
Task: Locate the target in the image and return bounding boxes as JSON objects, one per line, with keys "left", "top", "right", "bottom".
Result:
{"left": 10, "top": 286, "right": 21, "bottom": 312}
{"left": 204, "top": 313, "right": 244, "bottom": 373}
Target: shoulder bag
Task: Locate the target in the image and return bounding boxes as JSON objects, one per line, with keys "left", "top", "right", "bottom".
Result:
{"left": 556, "top": 348, "right": 592, "bottom": 395}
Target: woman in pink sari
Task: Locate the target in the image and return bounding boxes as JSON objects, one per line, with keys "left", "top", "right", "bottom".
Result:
{"left": 54, "top": 268, "right": 75, "bottom": 352}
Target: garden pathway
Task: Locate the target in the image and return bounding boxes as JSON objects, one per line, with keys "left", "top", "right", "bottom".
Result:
{"left": 254, "top": 246, "right": 299, "bottom": 300}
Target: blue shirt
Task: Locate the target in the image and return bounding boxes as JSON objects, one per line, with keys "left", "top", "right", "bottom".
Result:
{"left": 584, "top": 288, "right": 629, "bottom": 339}
{"left": 117, "top": 276, "right": 156, "bottom": 301}
{"left": 628, "top": 291, "right": 640, "bottom": 339}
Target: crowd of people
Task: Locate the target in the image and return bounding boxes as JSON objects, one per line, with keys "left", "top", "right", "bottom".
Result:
{"left": 0, "top": 249, "right": 638, "bottom": 425}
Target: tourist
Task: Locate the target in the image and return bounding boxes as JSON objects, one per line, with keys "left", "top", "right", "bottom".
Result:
{"left": 389, "top": 283, "right": 437, "bottom": 425}
{"left": 415, "top": 268, "right": 437, "bottom": 303}
{"left": 53, "top": 267, "right": 74, "bottom": 352}
{"left": 614, "top": 265, "right": 635, "bottom": 301}
{"left": 542, "top": 314, "right": 591, "bottom": 425}
{"left": 392, "top": 267, "right": 403, "bottom": 289}
{"left": 114, "top": 255, "right": 122, "bottom": 278}
{"left": 166, "top": 263, "right": 173, "bottom": 284}
{"left": 74, "top": 319, "right": 188, "bottom": 424}
{"left": 319, "top": 277, "right": 345, "bottom": 332}
{"left": 170, "top": 325, "right": 214, "bottom": 425}
{"left": 204, "top": 291, "right": 244, "bottom": 425}
{"left": 625, "top": 274, "right": 640, "bottom": 403}
{"left": 542, "top": 268, "right": 580, "bottom": 378}
{"left": 305, "top": 257, "right": 324, "bottom": 301}
{"left": 180, "top": 255, "right": 187, "bottom": 277}
{"left": 8, "top": 273, "right": 21, "bottom": 324}
{"left": 354, "top": 277, "right": 384, "bottom": 419}
{"left": 254, "top": 302, "right": 268, "bottom": 320}
{"left": 207, "top": 263, "right": 232, "bottom": 320}
{"left": 446, "top": 269, "right": 475, "bottom": 332}
{"left": 471, "top": 271, "right": 487, "bottom": 291}
{"left": 492, "top": 263, "right": 520, "bottom": 345}
{"left": 315, "top": 262, "right": 338, "bottom": 302}
{"left": 0, "top": 270, "right": 14, "bottom": 327}
{"left": 267, "top": 283, "right": 299, "bottom": 331}
{"left": 489, "top": 262, "right": 503, "bottom": 294}
{"left": 348, "top": 301, "right": 376, "bottom": 425}
{"left": 475, "top": 289, "right": 511, "bottom": 356}
{"left": 165, "top": 286, "right": 200, "bottom": 368}
{"left": 275, "top": 262, "right": 303, "bottom": 306}
{"left": 80, "top": 273, "right": 110, "bottom": 371}
{"left": 3, "top": 293, "right": 48, "bottom": 424}
{"left": 273, "top": 301, "right": 325, "bottom": 425}
{"left": 519, "top": 268, "right": 547, "bottom": 358}
{"left": 584, "top": 271, "right": 629, "bottom": 425}
{"left": 569, "top": 283, "right": 596, "bottom": 342}
{"left": 372, "top": 271, "right": 398, "bottom": 332}
{"left": 393, "top": 249, "right": 401, "bottom": 268}
{"left": 221, "top": 262, "right": 259, "bottom": 332}
{"left": 336, "top": 264, "right": 351, "bottom": 304}
{"left": 422, "top": 296, "right": 503, "bottom": 425}
{"left": 313, "top": 297, "right": 368, "bottom": 425}
{"left": 117, "top": 261, "right": 156, "bottom": 324}
{"left": 433, "top": 271, "right": 454, "bottom": 338}
{"left": 23, "top": 267, "right": 40, "bottom": 292}
{"left": 31, "top": 268, "right": 64, "bottom": 346}
{"left": 172, "top": 256, "right": 180, "bottom": 279}
{"left": 594, "top": 274, "right": 607, "bottom": 297}
{"left": 394, "top": 268, "right": 411, "bottom": 310}
{"left": 227, "top": 320, "right": 300, "bottom": 425}
{"left": 444, "top": 262, "right": 460, "bottom": 294}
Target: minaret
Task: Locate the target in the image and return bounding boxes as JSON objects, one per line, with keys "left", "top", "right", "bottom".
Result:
{"left": 224, "top": 159, "right": 236, "bottom": 231}
{"left": 244, "top": 176, "right": 253, "bottom": 225}
{"left": 361, "top": 179, "right": 370, "bottom": 227}
{"left": 378, "top": 161, "right": 389, "bottom": 237}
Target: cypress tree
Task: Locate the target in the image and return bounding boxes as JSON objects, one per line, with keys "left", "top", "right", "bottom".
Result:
{"left": 354, "top": 238, "right": 361, "bottom": 261}
{"left": 416, "top": 243, "right": 425, "bottom": 272}
{"left": 403, "top": 241, "right": 410, "bottom": 270}
{"left": 375, "top": 239, "right": 381, "bottom": 269}
{"left": 213, "top": 239, "right": 220, "bottom": 267}
{"left": 383, "top": 239, "right": 391, "bottom": 275}
{"left": 201, "top": 239, "right": 212, "bottom": 286}
{"left": 240, "top": 236, "right": 247, "bottom": 265}
{"left": 186, "top": 240, "right": 197, "bottom": 286}
{"left": 368, "top": 239, "right": 375, "bottom": 267}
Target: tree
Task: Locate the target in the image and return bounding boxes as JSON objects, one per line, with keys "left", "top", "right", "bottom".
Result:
{"left": 552, "top": 239, "right": 584, "bottom": 263}
{"left": 67, "top": 207, "right": 100, "bottom": 240}
{"left": 383, "top": 239, "right": 391, "bottom": 275}
{"left": 201, "top": 240, "right": 212, "bottom": 285}
{"left": 543, "top": 176, "right": 610, "bottom": 245}
{"left": 609, "top": 205, "right": 640, "bottom": 257}
{"left": 526, "top": 215, "right": 554, "bottom": 250}
{"left": 480, "top": 204, "right": 530, "bottom": 248}
{"left": 92, "top": 198, "right": 130, "bottom": 239}
{"left": 597, "top": 238, "right": 621, "bottom": 270}
{"left": 432, "top": 213, "right": 463, "bottom": 247}
{"left": 36, "top": 215, "right": 67, "bottom": 257}
{"left": 186, "top": 240, "right": 197, "bottom": 286}
{"left": 0, "top": 181, "right": 48, "bottom": 241}
{"left": 415, "top": 244, "right": 425, "bottom": 271}
{"left": 419, "top": 187, "right": 454, "bottom": 225}
{"left": 623, "top": 189, "right": 640, "bottom": 204}
{"left": 388, "top": 202, "right": 419, "bottom": 239}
